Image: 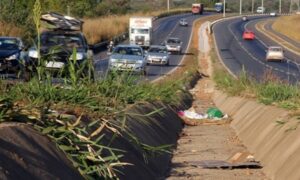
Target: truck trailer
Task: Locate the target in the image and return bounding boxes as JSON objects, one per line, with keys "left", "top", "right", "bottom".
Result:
{"left": 129, "top": 17, "right": 153, "bottom": 48}
{"left": 192, "top": 3, "right": 204, "bottom": 15}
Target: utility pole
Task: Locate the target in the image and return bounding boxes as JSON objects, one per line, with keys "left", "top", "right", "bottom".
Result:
{"left": 252, "top": 0, "right": 254, "bottom": 13}
{"left": 240, "top": 0, "right": 243, "bottom": 15}
{"left": 262, "top": 0, "right": 264, "bottom": 10}
{"left": 223, "top": 0, "right": 226, "bottom": 17}
{"left": 279, "top": 0, "right": 282, "bottom": 14}
{"left": 167, "top": 0, "right": 170, "bottom": 12}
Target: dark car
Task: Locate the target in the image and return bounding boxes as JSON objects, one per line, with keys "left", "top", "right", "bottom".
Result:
{"left": 0, "top": 37, "right": 25, "bottom": 75}
{"left": 26, "top": 12, "right": 94, "bottom": 79}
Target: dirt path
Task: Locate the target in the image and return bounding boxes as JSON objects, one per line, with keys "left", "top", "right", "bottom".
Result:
{"left": 167, "top": 22, "right": 268, "bottom": 180}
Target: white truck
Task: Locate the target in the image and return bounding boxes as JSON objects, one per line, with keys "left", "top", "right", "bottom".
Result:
{"left": 129, "top": 17, "right": 153, "bottom": 48}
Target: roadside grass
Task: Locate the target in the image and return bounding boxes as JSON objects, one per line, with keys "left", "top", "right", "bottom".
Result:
{"left": 272, "top": 15, "right": 300, "bottom": 42}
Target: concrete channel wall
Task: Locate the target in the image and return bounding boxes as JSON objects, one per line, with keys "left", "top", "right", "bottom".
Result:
{"left": 213, "top": 91, "right": 300, "bottom": 180}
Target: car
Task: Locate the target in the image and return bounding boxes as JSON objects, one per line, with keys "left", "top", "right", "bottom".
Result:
{"left": 27, "top": 12, "right": 94, "bottom": 79}
{"left": 242, "top": 16, "right": 248, "bottom": 21}
{"left": 256, "top": 6, "right": 266, "bottom": 13}
{"left": 146, "top": 45, "right": 170, "bottom": 65}
{"left": 179, "top": 18, "right": 188, "bottom": 26}
{"left": 266, "top": 46, "right": 284, "bottom": 62}
{"left": 108, "top": 44, "right": 147, "bottom": 74}
{"left": 164, "top": 37, "right": 183, "bottom": 54}
{"left": 270, "top": 12, "right": 276, "bottom": 16}
{"left": 0, "top": 37, "right": 26, "bottom": 76}
{"left": 243, "top": 30, "right": 255, "bottom": 40}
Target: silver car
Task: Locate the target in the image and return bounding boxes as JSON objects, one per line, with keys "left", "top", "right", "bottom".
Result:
{"left": 164, "top": 37, "right": 182, "bottom": 55}
{"left": 108, "top": 45, "right": 147, "bottom": 74}
{"left": 179, "top": 18, "right": 188, "bottom": 26}
{"left": 146, "top": 45, "right": 170, "bottom": 65}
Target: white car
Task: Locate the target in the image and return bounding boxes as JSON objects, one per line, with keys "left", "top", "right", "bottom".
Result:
{"left": 146, "top": 45, "right": 170, "bottom": 65}
{"left": 179, "top": 18, "right": 188, "bottom": 26}
{"left": 164, "top": 37, "right": 183, "bottom": 54}
{"left": 256, "top": 7, "right": 266, "bottom": 14}
{"left": 270, "top": 12, "right": 276, "bottom": 16}
{"left": 266, "top": 46, "right": 284, "bottom": 62}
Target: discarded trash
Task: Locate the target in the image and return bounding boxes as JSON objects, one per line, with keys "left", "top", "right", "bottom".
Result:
{"left": 178, "top": 107, "right": 227, "bottom": 120}
{"left": 189, "top": 160, "right": 262, "bottom": 169}
{"left": 206, "top": 107, "right": 223, "bottom": 118}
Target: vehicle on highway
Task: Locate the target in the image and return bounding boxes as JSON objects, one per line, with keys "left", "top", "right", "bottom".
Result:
{"left": 242, "top": 16, "right": 248, "bottom": 21}
{"left": 256, "top": 6, "right": 266, "bottom": 14}
{"left": 129, "top": 17, "right": 153, "bottom": 48}
{"left": 270, "top": 12, "right": 277, "bottom": 16}
{"left": 27, "top": 12, "right": 94, "bottom": 78}
{"left": 192, "top": 3, "right": 204, "bottom": 15}
{"left": 242, "top": 30, "right": 255, "bottom": 40}
{"left": 214, "top": 2, "right": 223, "bottom": 13}
{"left": 164, "top": 37, "right": 183, "bottom": 55}
{"left": 0, "top": 37, "right": 26, "bottom": 76}
{"left": 266, "top": 46, "right": 284, "bottom": 62}
{"left": 108, "top": 44, "right": 147, "bottom": 74}
{"left": 146, "top": 45, "right": 169, "bottom": 66}
{"left": 179, "top": 18, "right": 188, "bottom": 26}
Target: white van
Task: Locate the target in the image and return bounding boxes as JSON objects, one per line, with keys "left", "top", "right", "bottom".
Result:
{"left": 256, "top": 7, "right": 266, "bottom": 13}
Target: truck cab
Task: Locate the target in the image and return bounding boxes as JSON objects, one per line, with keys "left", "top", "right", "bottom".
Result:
{"left": 129, "top": 17, "right": 153, "bottom": 48}
{"left": 192, "top": 3, "right": 204, "bottom": 15}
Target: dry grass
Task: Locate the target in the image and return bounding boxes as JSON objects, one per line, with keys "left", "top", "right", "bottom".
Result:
{"left": 0, "top": 21, "right": 24, "bottom": 37}
{"left": 83, "top": 8, "right": 189, "bottom": 44}
{"left": 272, "top": 15, "right": 300, "bottom": 42}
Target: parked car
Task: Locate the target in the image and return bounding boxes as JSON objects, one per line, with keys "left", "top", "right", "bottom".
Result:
{"left": 146, "top": 45, "right": 170, "bottom": 65}
{"left": 243, "top": 30, "right": 255, "bottom": 40}
{"left": 0, "top": 37, "right": 26, "bottom": 76}
{"left": 27, "top": 12, "right": 94, "bottom": 79}
{"left": 108, "top": 44, "right": 147, "bottom": 74}
{"left": 266, "top": 46, "right": 284, "bottom": 62}
{"left": 179, "top": 18, "right": 188, "bottom": 26}
{"left": 164, "top": 37, "right": 183, "bottom": 54}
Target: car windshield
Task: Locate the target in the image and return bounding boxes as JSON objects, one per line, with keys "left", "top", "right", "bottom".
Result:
{"left": 269, "top": 47, "right": 282, "bottom": 52}
{"left": 131, "top": 28, "right": 149, "bottom": 34}
{"left": 113, "top": 46, "right": 143, "bottom": 56}
{"left": 0, "top": 38, "right": 20, "bottom": 50}
{"left": 41, "top": 33, "right": 84, "bottom": 49}
{"left": 180, "top": 19, "right": 186, "bottom": 22}
{"left": 149, "top": 47, "right": 168, "bottom": 53}
{"left": 167, "top": 38, "right": 181, "bottom": 44}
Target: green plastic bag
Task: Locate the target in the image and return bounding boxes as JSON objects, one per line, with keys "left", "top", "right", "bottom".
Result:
{"left": 207, "top": 108, "right": 223, "bottom": 118}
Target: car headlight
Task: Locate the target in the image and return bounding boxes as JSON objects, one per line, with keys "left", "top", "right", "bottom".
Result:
{"left": 6, "top": 54, "right": 18, "bottom": 60}
{"left": 137, "top": 60, "right": 144, "bottom": 64}
{"left": 28, "top": 50, "right": 38, "bottom": 58}
{"left": 70, "top": 52, "right": 84, "bottom": 60}
{"left": 109, "top": 58, "right": 117, "bottom": 63}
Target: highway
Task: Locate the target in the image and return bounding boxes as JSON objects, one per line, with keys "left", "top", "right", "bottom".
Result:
{"left": 94, "top": 12, "right": 212, "bottom": 81}
{"left": 213, "top": 16, "right": 300, "bottom": 84}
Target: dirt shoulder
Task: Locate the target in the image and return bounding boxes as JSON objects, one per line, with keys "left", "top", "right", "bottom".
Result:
{"left": 167, "top": 18, "right": 268, "bottom": 180}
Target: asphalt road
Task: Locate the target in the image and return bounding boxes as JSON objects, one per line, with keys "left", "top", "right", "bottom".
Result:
{"left": 213, "top": 15, "right": 300, "bottom": 84}
{"left": 94, "top": 12, "right": 212, "bottom": 81}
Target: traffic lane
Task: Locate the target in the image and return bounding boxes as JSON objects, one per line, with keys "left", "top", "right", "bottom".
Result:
{"left": 146, "top": 13, "right": 210, "bottom": 81}
{"left": 213, "top": 18, "right": 270, "bottom": 78}
{"left": 244, "top": 18, "right": 300, "bottom": 80}
{"left": 214, "top": 17, "right": 299, "bottom": 83}
{"left": 249, "top": 18, "right": 300, "bottom": 64}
